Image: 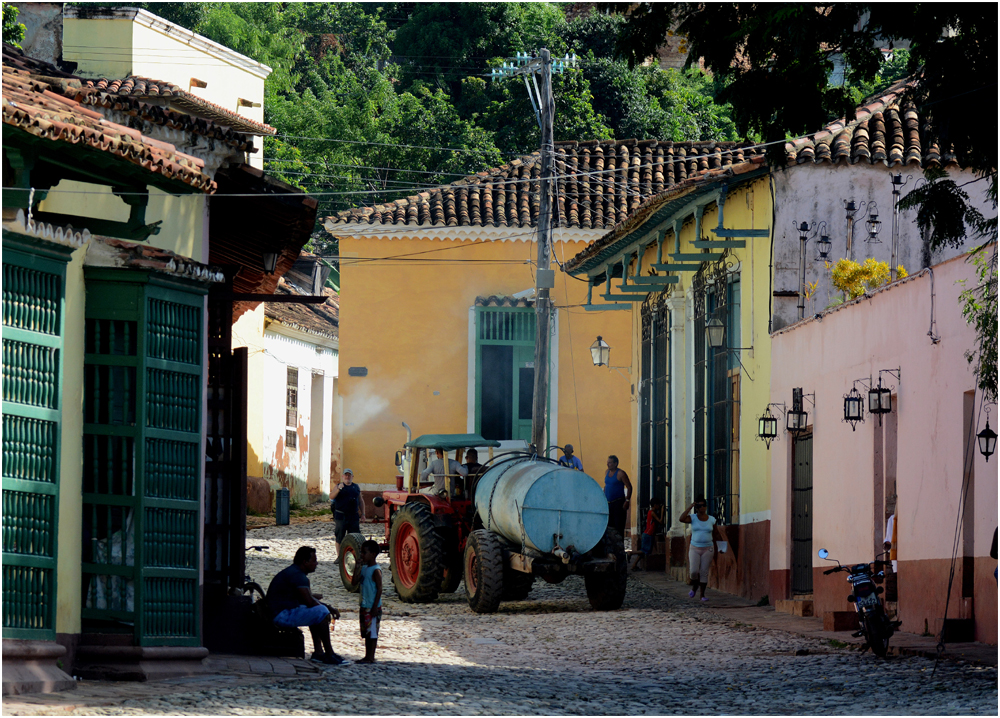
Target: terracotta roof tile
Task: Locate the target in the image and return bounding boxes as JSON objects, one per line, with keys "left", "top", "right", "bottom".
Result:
{"left": 326, "top": 138, "right": 767, "bottom": 229}
{"left": 84, "top": 75, "right": 276, "bottom": 136}
{"left": 3, "top": 65, "right": 216, "bottom": 192}
{"left": 264, "top": 282, "right": 339, "bottom": 341}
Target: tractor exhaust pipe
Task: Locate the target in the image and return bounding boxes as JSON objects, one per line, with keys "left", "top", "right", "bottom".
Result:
{"left": 402, "top": 421, "right": 412, "bottom": 444}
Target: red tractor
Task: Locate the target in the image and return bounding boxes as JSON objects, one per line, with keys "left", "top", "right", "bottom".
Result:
{"left": 338, "top": 431, "right": 501, "bottom": 603}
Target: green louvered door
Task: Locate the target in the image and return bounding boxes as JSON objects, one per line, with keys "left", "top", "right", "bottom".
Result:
{"left": 82, "top": 269, "right": 205, "bottom": 646}
{"left": 1, "top": 234, "right": 72, "bottom": 641}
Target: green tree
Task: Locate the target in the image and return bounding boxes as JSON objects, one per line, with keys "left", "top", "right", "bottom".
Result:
{"left": 609, "top": 2, "right": 997, "bottom": 399}
{"left": 2, "top": 1, "right": 26, "bottom": 47}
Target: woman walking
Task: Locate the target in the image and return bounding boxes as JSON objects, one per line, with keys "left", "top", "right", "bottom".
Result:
{"left": 679, "top": 497, "right": 727, "bottom": 601}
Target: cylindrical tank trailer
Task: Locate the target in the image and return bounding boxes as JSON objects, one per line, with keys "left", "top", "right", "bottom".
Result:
{"left": 350, "top": 432, "right": 628, "bottom": 614}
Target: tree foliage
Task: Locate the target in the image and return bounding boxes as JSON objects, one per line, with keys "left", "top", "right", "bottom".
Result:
{"left": 2, "top": 1, "right": 26, "bottom": 47}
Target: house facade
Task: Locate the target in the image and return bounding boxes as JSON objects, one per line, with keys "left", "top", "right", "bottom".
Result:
{"left": 768, "top": 252, "right": 997, "bottom": 644}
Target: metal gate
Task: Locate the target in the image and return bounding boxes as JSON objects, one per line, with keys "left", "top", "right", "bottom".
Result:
{"left": 1, "top": 234, "right": 72, "bottom": 640}
{"left": 639, "top": 293, "right": 670, "bottom": 525}
{"left": 791, "top": 434, "right": 813, "bottom": 595}
{"left": 81, "top": 269, "right": 205, "bottom": 646}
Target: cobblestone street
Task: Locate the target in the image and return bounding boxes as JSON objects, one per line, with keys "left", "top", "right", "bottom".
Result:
{"left": 7, "top": 521, "right": 997, "bottom": 716}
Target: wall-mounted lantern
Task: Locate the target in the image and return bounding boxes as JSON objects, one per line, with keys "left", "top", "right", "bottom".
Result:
{"left": 705, "top": 317, "right": 725, "bottom": 349}
{"left": 786, "top": 387, "right": 813, "bottom": 436}
{"left": 590, "top": 336, "right": 610, "bottom": 367}
{"left": 757, "top": 404, "right": 784, "bottom": 449}
{"left": 843, "top": 199, "right": 868, "bottom": 263}
{"left": 978, "top": 418, "right": 997, "bottom": 462}
{"left": 262, "top": 251, "right": 279, "bottom": 274}
{"left": 868, "top": 368, "right": 900, "bottom": 425}
{"left": 889, "top": 173, "right": 911, "bottom": 280}
{"left": 865, "top": 202, "right": 882, "bottom": 244}
{"left": 843, "top": 385, "right": 865, "bottom": 431}
{"left": 815, "top": 225, "right": 832, "bottom": 261}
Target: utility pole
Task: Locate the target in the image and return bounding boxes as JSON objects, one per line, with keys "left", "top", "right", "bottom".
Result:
{"left": 531, "top": 49, "right": 554, "bottom": 452}
{"left": 493, "top": 50, "right": 577, "bottom": 451}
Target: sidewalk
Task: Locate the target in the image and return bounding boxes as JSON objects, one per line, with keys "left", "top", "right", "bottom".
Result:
{"left": 633, "top": 569, "right": 998, "bottom": 667}
{"left": 2, "top": 655, "right": 320, "bottom": 715}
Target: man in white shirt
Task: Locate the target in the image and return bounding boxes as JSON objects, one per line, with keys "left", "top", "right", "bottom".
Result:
{"left": 419, "top": 448, "right": 467, "bottom": 496}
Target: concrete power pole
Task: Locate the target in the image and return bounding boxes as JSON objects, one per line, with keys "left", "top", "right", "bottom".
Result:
{"left": 491, "top": 49, "right": 577, "bottom": 451}
{"left": 531, "top": 48, "right": 555, "bottom": 452}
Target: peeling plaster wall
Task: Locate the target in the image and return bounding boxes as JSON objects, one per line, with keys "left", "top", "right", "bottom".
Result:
{"left": 771, "top": 163, "right": 990, "bottom": 331}
{"left": 261, "top": 328, "right": 337, "bottom": 505}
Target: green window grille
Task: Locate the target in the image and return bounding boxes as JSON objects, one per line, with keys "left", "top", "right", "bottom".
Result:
{"left": 1, "top": 232, "right": 73, "bottom": 641}
{"left": 82, "top": 268, "right": 206, "bottom": 647}
{"left": 474, "top": 306, "right": 547, "bottom": 443}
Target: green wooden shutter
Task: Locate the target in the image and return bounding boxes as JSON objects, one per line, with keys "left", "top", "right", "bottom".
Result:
{"left": 82, "top": 269, "right": 206, "bottom": 646}
{"left": 2, "top": 233, "right": 73, "bottom": 641}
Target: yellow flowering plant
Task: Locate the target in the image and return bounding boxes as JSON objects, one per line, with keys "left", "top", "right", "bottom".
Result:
{"left": 830, "top": 258, "right": 907, "bottom": 300}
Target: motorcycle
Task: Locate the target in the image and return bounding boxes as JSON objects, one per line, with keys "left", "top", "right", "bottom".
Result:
{"left": 818, "top": 548, "right": 902, "bottom": 657}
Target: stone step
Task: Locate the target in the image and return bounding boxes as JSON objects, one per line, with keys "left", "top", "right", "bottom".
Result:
{"left": 823, "top": 610, "right": 859, "bottom": 631}
{"left": 775, "top": 599, "right": 814, "bottom": 617}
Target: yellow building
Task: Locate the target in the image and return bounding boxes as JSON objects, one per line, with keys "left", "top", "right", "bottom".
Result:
{"left": 323, "top": 141, "right": 666, "bottom": 507}
{"left": 563, "top": 149, "right": 775, "bottom": 598}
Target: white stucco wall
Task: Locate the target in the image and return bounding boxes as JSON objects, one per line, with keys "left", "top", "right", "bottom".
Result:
{"left": 261, "top": 325, "right": 338, "bottom": 505}
{"left": 770, "top": 163, "right": 992, "bottom": 330}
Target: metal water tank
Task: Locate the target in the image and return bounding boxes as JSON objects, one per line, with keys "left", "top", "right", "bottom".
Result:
{"left": 275, "top": 487, "right": 290, "bottom": 526}
{"left": 475, "top": 458, "right": 607, "bottom": 555}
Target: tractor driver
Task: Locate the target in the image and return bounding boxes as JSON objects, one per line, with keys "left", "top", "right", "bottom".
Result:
{"left": 420, "top": 448, "right": 467, "bottom": 497}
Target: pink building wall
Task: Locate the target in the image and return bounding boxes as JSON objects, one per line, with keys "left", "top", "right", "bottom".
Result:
{"left": 769, "top": 250, "right": 997, "bottom": 644}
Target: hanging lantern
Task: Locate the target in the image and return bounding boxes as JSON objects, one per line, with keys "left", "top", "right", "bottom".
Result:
{"left": 866, "top": 203, "right": 882, "bottom": 243}
{"left": 816, "top": 233, "right": 832, "bottom": 260}
{"left": 706, "top": 316, "right": 725, "bottom": 349}
{"left": 758, "top": 407, "right": 779, "bottom": 449}
{"left": 977, "top": 419, "right": 997, "bottom": 461}
{"left": 590, "top": 336, "right": 610, "bottom": 367}
{"left": 786, "top": 407, "right": 809, "bottom": 435}
{"left": 262, "top": 251, "right": 279, "bottom": 274}
{"left": 843, "top": 387, "right": 864, "bottom": 430}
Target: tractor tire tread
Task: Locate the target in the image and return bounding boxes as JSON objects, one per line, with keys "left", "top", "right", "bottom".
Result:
{"left": 584, "top": 527, "right": 628, "bottom": 610}
{"left": 338, "top": 532, "right": 366, "bottom": 594}
{"left": 390, "top": 503, "right": 445, "bottom": 604}
{"left": 465, "top": 530, "right": 504, "bottom": 613}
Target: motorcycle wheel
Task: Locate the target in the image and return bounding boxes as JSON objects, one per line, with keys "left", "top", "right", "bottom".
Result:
{"left": 863, "top": 611, "right": 890, "bottom": 657}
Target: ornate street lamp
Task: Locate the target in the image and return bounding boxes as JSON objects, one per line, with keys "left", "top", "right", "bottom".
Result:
{"left": 843, "top": 386, "right": 865, "bottom": 431}
{"left": 843, "top": 198, "right": 868, "bottom": 263}
{"left": 758, "top": 405, "right": 780, "bottom": 449}
{"left": 590, "top": 336, "right": 610, "bottom": 367}
{"left": 865, "top": 202, "right": 882, "bottom": 244}
{"left": 815, "top": 229, "right": 832, "bottom": 261}
{"left": 705, "top": 317, "right": 725, "bottom": 349}
{"left": 978, "top": 418, "right": 997, "bottom": 462}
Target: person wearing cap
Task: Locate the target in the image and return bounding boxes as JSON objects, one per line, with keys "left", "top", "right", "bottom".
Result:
{"left": 330, "top": 469, "right": 365, "bottom": 557}
{"left": 557, "top": 444, "right": 584, "bottom": 471}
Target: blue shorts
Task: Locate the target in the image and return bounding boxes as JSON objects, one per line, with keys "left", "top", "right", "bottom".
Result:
{"left": 273, "top": 604, "right": 330, "bottom": 628}
{"left": 641, "top": 533, "right": 655, "bottom": 555}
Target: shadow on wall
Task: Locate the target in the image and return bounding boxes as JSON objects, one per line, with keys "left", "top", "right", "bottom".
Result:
{"left": 262, "top": 427, "right": 310, "bottom": 506}
{"left": 246, "top": 444, "right": 272, "bottom": 513}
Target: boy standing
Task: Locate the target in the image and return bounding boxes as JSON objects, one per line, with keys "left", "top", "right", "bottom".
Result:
{"left": 630, "top": 497, "right": 665, "bottom": 571}
{"left": 351, "top": 539, "right": 382, "bottom": 664}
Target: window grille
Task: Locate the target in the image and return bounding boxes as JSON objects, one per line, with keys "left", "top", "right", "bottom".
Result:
{"left": 286, "top": 368, "right": 298, "bottom": 449}
{"left": 639, "top": 291, "right": 671, "bottom": 529}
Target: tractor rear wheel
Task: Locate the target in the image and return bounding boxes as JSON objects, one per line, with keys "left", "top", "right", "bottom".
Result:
{"left": 501, "top": 569, "right": 534, "bottom": 601}
{"left": 389, "top": 503, "right": 445, "bottom": 603}
{"left": 338, "top": 532, "right": 365, "bottom": 593}
{"left": 584, "top": 527, "right": 628, "bottom": 610}
{"left": 464, "top": 530, "right": 504, "bottom": 613}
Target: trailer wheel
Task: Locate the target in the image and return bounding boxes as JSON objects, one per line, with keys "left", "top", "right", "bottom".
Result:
{"left": 464, "top": 530, "right": 504, "bottom": 613}
{"left": 389, "top": 503, "right": 445, "bottom": 603}
{"left": 338, "top": 533, "right": 366, "bottom": 593}
{"left": 584, "top": 527, "right": 628, "bottom": 610}
{"left": 501, "top": 569, "right": 534, "bottom": 601}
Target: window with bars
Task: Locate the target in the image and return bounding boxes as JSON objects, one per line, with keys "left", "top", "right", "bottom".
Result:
{"left": 693, "top": 259, "right": 741, "bottom": 525}
{"left": 286, "top": 367, "right": 298, "bottom": 449}
{"left": 639, "top": 294, "right": 670, "bottom": 530}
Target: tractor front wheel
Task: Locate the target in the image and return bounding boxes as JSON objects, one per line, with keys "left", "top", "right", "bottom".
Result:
{"left": 338, "top": 532, "right": 365, "bottom": 593}
{"left": 389, "top": 503, "right": 445, "bottom": 603}
{"left": 584, "top": 527, "right": 628, "bottom": 610}
{"left": 464, "top": 530, "right": 504, "bottom": 613}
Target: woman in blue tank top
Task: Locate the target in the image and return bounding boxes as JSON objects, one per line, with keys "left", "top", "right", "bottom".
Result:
{"left": 604, "top": 455, "right": 632, "bottom": 535}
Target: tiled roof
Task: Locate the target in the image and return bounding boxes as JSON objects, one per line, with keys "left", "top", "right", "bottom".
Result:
{"left": 326, "top": 138, "right": 766, "bottom": 229}
{"left": 86, "top": 235, "right": 226, "bottom": 283}
{"left": 2, "top": 61, "right": 216, "bottom": 192}
{"left": 3, "top": 45, "right": 257, "bottom": 155}
{"left": 785, "top": 77, "right": 955, "bottom": 167}
{"left": 265, "top": 280, "right": 339, "bottom": 341}
{"left": 85, "top": 76, "right": 276, "bottom": 136}
{"left": 475, "top": 295, "right": 534, "bottom": 308}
